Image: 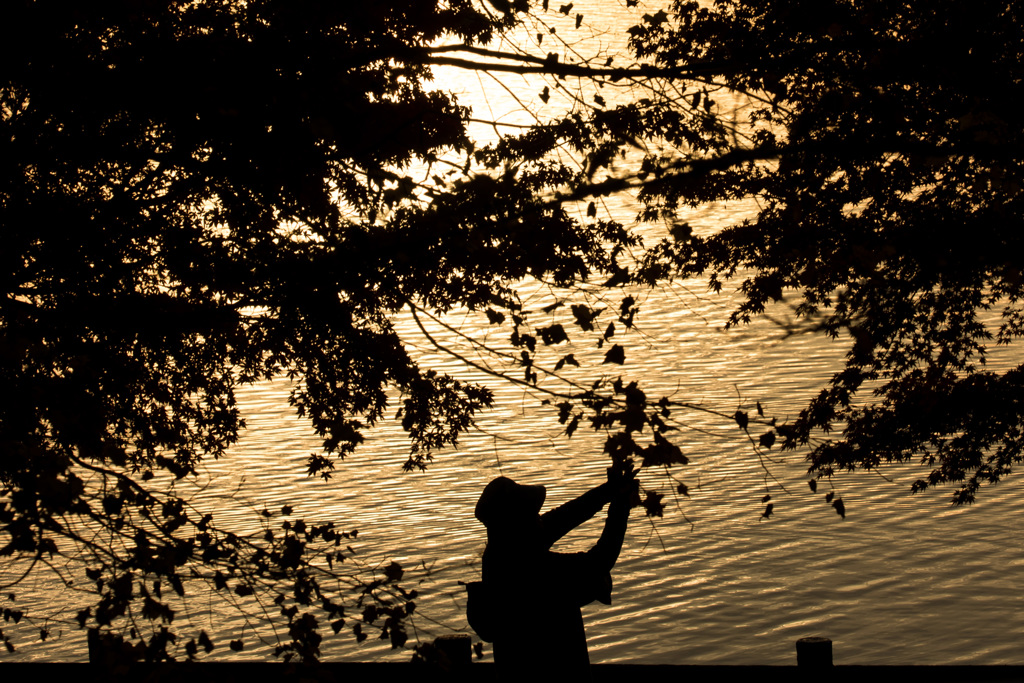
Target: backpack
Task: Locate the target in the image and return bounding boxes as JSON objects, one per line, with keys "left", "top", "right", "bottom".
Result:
{"left": 463, "top": 580, "right": 498, "bottom": 643}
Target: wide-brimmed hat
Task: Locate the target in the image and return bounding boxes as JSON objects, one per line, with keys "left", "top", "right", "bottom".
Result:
{"left": 474, "top": 476, "right": 546, "bottom": 527}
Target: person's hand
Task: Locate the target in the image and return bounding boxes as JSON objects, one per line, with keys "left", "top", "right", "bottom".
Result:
{"left": 606, "top": 465, "right": 639, "bottom": 497}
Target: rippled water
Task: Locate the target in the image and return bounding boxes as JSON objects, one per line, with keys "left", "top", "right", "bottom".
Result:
{"left": 207, "top": 295, "right": 1024, "bottom": 667}
{"left": 6, "top": 1, "right": 1024, "bottom": 665}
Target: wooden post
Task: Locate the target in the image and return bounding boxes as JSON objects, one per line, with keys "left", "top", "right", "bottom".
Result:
{"left": 87, "top": 628, "right": 101, "bottom": 664}
{"left": 433, "top": 633, "right": 472, "bottom": 670}
{"left": 796, "top": 636, "right": 833, "bottom": 666}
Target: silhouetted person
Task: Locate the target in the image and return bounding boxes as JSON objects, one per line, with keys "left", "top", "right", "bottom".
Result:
{"left": 473, "top": 468, "right": 636, "bottom": 679}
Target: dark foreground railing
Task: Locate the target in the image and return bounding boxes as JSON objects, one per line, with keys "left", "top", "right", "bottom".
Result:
{"left": 7, "top": 662, "right": 1024, "bottom": 683}
{"left": 40, "top": 631, "right": 1023, "bottom": 683}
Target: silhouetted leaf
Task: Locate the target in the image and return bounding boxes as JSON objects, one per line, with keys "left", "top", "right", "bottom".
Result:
{"left": 570, "top": 304, "right": 603, "bottom": 331}
{"left": 566, "top": 413, "right": 581, "bottom": 438}
{"left": 384, "top": 562, "right": 404, "bottom": 582}
{"left": 670, "top": 222, "right": 692, "bottom": 241}
{"left": 603, "top": 344, "right": 625, "bottom": 364}
{"left": 538, "top": 324, "right": 568, "bottom": 345}
{"left": 641, "top": 490, "right": 665, "bottom": 517}
{"left": 603, "top": 268, "right": 630, "bottom": 288}
{"left": 553, "top": 354, "right": 579, "bottom": 371}
{"left": 641, "top": 432, "right": 687, "bottom": 467}
{"left": 541, "top": 300, "right": 564, "bottom": 313}
{"left": 643, "top": 9, "right": 668, "bottom": 24}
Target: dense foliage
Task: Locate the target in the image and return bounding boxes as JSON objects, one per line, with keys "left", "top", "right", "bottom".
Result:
{"left": 0, "top": 0, "right": 592, "bottom": 660}
{"left": 627, "top": 0, "right": 1024, "bottom": 504}
{"left": 2, "top": 0, "right": 1022, "bottom": 662}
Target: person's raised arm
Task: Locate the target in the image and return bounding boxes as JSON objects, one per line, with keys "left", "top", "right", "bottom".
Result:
{"left": 539, "top": 468, "right": 637, "bottom": 549}
{"left": 538, "top": 479, "right": 613, "bottom": 548}
{"left": 588, "top": 475, "right": 636, "bottom": 571}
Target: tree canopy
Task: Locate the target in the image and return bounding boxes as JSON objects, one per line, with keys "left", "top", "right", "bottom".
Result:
{"left": 629, "top": 0, "right": 1024, "bottom": 504}
{"left": 2, "top": 0, "right": 1023, "bottom": 662}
